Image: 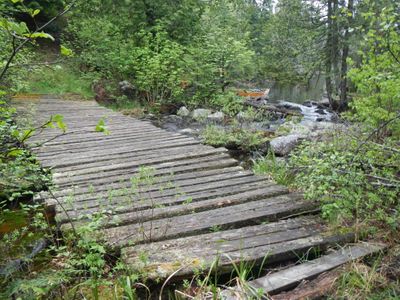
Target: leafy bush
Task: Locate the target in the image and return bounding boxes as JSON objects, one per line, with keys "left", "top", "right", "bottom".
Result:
{"left": 210, "top": 91, "right": 244, "bottom": 116}
{"left": 65, "top": 0, "right": 257, "bottom": 107}
{"left": 280, "top": 130, "right": 398, "bottom": 231}
{"left": 347, "top": 3, "right": 400, "bottom": 136}
{"left": 0, "top": 100, "right": 51, "bottom": 205}
{"left": 130, "top": 28, "right": 186, "bottom": 104}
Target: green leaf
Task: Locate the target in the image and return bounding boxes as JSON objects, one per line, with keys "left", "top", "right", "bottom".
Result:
{"left": 7, "top": 149, "right": 24, "bottom": 157}
{"left": 21, "top": 129, "right": 34, "bottom": 140}
{"left": 32, "top": 9, "right": 40, "bottom": 17}
{"left": 7, "top": 21, "right": 29, "bottom": 35}
{"left": 95, "top": 118, "right": 110, "bottom": 135}
{"left": 51, "top": 114, "right": 67, "bottom": 132}
{"left": 60, "top": 45, "right": 73, "bottom": 57}
{"left": 25, "top": 32, "right": 55, "bottom": 41}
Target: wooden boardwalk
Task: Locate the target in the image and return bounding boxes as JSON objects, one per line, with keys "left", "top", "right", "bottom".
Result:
{"left": 14, "top": 96, "right": 354, "bottom": 280}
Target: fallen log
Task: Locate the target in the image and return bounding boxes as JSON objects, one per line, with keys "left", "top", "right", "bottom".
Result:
{"left": 244, "top": 100, "right": 302, "bottom": 117}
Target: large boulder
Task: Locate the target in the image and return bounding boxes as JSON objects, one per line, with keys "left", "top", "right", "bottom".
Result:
{"left": 207, "top": 111, "right": 225, "bottom": 123}
{"left": 177, "top": 106, "right": 190, "bottom": 117}
{"left": 118, "top": 80, "right": 136, "bottom": 98}
{"left": 192, "top": 108, "right": 212, "bottom": 121}
{"left": 270, "top": 134, "right": 304, "bottom": 156}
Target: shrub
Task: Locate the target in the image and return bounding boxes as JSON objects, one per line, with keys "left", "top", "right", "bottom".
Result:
{"left": 210, "top": 91, "right": 244, "bottom": 116}
{"left": 347, "top": 4, "right": 400, "bottom": 136}
{"left": 254, "top": 126, "right": 399, "bottom": 232}
{"left": 130, "top": 28, "right": 186, "bottom": 104}
{"left": 289, "top": 130, "right": 399, "bottom": 231}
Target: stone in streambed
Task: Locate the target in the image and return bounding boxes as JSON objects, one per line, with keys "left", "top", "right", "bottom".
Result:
{"left": 177, "top": 106, "right": 190, "bottom": 117}
{"left": 192, "top": 108, "right": 212, "bottom": 121}
{"left": 207, "top": 111, "right": 225, "bottom": 123}
{"left": 270, "top": 134, "right": 304, "bottom": 156}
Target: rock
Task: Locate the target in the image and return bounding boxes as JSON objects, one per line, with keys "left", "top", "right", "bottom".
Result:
{"left": 192, "top": 108, "right": 212, "bottom": 121}
{"left": 146, "top": 113, "right": 157, "bottom": 120}
{"left": 179, "top": 128, "right": 196, "bottom": 135}
{"left": 257, "top": 140, "right": 270, "bottom": 155}
{"left": 177, "top": 106, "right": 190, "bottom": 117}
{"left": 303, "top": 101, "right": 313, "bottom": 107}
{"left": 159, "top": 103, "right": 177, "bottom": 114}
{"left": 302, "top": 100, "right": 319, "bottom": 107}
{"left": 162, "top": 115, "right": 183, "bottom": 125}
{"left": 276, "top": 102, "right": 302, "bottom": 112}
{"left": 319, "top": 97, "right": 331, "bottom": 107}
{"left": 270, "top": 134, "right": 304, "bottom": 156}
{"left": 93, "top": 82, "right": 114, "bottom": 104}
{"left": 207, "top": 111, "right": 225, "bottom": 122}
{"left": 236, "top": 111, "right": 247, "bottom": 121}
{"left": 118, "top": 80, "right": 136, "bottom": 98}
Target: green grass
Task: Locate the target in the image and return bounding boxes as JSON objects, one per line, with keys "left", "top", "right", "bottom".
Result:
{"left": 253, "top": 153, "right": 294, "bottom": 185}
{"left": 20, "top": 64, "right": 94, "bottom": 99}
{"left": 201, "top": 125, "right": 269, "bottom": 152}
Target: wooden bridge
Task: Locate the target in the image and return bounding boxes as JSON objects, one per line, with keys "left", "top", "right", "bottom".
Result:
{"left": 14, "top": 95, "right": 373, "bottom": 287}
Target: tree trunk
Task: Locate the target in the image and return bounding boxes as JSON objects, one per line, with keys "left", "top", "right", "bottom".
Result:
{"left": 339, "top": 0, "right": 354, "bottom": 111}
{"left": 325, "top": 0, "right": 334, "bottom": 109}
{"left": 325, "top": 0, "right": 342, "bottom": 111}
{"left": 332, "top": 0, "right": 340, "bottom": 92}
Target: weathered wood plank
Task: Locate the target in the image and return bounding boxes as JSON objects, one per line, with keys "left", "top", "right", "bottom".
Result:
{"left": 44, "top": 145, "right": 227, "bottom": 172}
{"left": 99, "top": 193, "right": 317, "bottom": 247}
{"left": 56, "top": 184, "right": 289, "bottom": 224}
{"left": 121, "top": 217, "right": 354, "bottom": 279}
{"left": 52, "top": 154, "right": 237, "bottom": 186}
{"left": 36, "top": 139, "right": 200, "bottom": 161}
{"left": 50, "top": 166, "right": 252, "bottom": 198}
{"left": 52, "top": 182, "right": 282, "bottom": 220}
{"left": 52, "top": 154, "right": 238, "bottom": 183}
{"left": 221, "top": 242, "right": 386, "bottom": 299}
{"left": 51, "top": 148, "right": 230, "bottom": 177}
{"left": 28, "top": 127, "right": 176, "bottom": 145}
{"left": 32, "top": 134, "right": 196, "bottom": 154}
{"left": 50, "top": 176, "right": 268, "bottom": 212}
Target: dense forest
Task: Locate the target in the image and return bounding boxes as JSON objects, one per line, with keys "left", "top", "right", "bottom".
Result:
{"left": 1, "top": 0, "right": 399, "bottom": 299}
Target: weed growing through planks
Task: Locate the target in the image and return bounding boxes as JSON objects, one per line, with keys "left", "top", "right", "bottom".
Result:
{"left": 292, "top": 246, "right": 322, "bottom": 264}
{"left": 253, "top": 151, "right": 294, "bottom": 186}
{"left": 330, "top": 258, "right": 394, "bottom": 300}
{"left": 169, "top": 253, "right": 275, "bottom": 299}
{"left": 104, "top": 166, "right": 188, "bottom": 244}
{"left": 210, "top": 225, "right": 222, "bottom": 233}
{"left": 183, "top": 197, "right": 193, "bottom": 205}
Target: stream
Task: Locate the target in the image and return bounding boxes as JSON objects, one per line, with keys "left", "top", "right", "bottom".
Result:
{"left": 149, "top": 89, "right": 335, "bottom": 168}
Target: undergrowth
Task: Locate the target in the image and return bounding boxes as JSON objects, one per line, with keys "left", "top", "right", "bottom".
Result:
{"left": 19, "top": 63, "right": 94, "bottom": 99}
{"left": 254, "top": 127, "right": 400, "bottom": 234}
{"left": 202, "top": 125, "right": 269, "bottom": 153}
